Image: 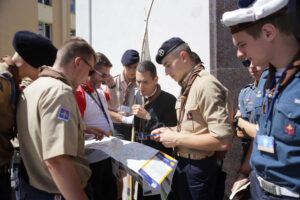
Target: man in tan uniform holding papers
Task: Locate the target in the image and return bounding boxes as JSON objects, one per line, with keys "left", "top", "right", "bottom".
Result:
{"left": 152, "top": 37, "right": 233, "bottom": 200}
{"left": 17, "top": 38, "right": 105, "bottom": 200}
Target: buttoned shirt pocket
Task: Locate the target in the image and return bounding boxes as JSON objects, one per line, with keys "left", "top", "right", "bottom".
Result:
{"left": 275, "top": 103, "right": 300, "bottom": 140}
{"left": 181, "top": 103, "right": 199, "bottom": 133}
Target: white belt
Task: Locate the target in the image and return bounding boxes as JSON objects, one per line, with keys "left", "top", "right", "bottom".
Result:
{"left": 257, "top": 175, "right": 300, "bottom": 198}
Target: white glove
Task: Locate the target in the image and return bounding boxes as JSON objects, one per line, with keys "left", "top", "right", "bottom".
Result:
{"left": 122, "top": 115, "right": 134, "bottom": 124}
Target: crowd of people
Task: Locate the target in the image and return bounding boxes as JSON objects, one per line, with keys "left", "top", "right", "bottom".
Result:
{"left": 0, "top": 0, "right": 299, "bottom": 199}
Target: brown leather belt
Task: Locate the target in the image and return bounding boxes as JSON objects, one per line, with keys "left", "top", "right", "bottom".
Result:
{"left": 176, "top": 152, "right": 210, "bottom": 160}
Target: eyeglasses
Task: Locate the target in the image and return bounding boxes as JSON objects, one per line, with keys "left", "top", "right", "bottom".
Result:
{"left": 93, "top": 68, "right": 110, "bottom": 78}
{"left": 80, "top": 57, "right": 94, "bottom": 71}
{"left": 242, "top": 60, "right": 251, "bottom": 68}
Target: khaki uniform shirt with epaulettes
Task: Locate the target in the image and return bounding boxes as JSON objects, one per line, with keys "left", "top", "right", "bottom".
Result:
{"left": 175, "top": 70, "right": 233, "bottom": 156}
{"left": 0, "top": 62, "right": 15, "bottom": 166}
{"left": 17, "top": 73, "right": 91, "bottom": 193}
{"left": 106, "top": 73, "right": 137, "bottom": 123}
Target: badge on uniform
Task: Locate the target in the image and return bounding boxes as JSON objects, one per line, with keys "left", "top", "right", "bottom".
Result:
{"left": 285, "top": 124, "right": 295, "bottom": 135}
{"left": 120, "top": 105, "right": 130, "bottom": 113}
{"left": 58, "top": 108, "right": 70, "bottom": 122}
{"left": 257, "top": 135, "right": 274, "bottom": 153}
{"left": 247, "top": 98, "right": 253, "bottom": 104}
{"left": 187, "top": 113, "right": 193, "bottom": 120}
{"left": 256, "top": 90, "right": 262, "bottom": 98}
{"left": 54, "top": 194, "right": 62, "bottom": 200}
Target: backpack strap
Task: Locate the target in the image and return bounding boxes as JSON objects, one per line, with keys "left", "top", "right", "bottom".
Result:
{"left": 1, "top": 72, "right": 16, "bottom": 104}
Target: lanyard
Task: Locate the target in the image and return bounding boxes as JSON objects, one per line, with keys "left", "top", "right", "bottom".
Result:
{"left": 263, "top": 72, "right": 285, "bottom": 135}
{"left": 81, "top": 84, "right": 111, "bottom": 126}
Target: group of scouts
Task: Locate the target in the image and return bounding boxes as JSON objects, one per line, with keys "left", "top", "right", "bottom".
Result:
{"left": 0, "top": 0, "right": 299, "bottom": 199}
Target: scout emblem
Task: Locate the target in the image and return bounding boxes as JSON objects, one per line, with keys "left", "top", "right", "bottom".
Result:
{"left": 256, "top": 90, "right": 262, "bottom": 98}
{"left": 285, "top": 124, "right": 295, "bottom": 135}
{"left": 187, "top": 113, "right": 193, "bottom": 120}
{"left": 58, "top": 108, "right": 70, "bottom": 121}
{"left": 54, "top": 194, "right": 62, "bottom": 200}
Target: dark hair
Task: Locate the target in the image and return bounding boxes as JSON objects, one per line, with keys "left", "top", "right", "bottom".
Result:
{"left": 137, "top": 60, "right": 157, "bottom": 79}
{"left": 191, "top": 52, "right": 203, "bottom": 65}
{"left": 95, "top": 52, "right": 112, "bottom": 69}
{"left": 170, "top": 43, "right": 192, "bottom": 58}
{"left": 88, "top": 52, "right": 112, "bottom": 76}
{"left": 245, "top": 12, "right": 293, "bottom": 39}
{"left": 57, "top": 37, "right": 96, "bottom": 67}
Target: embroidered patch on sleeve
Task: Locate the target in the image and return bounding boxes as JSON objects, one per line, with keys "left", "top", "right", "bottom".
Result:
{"left": 58, "top": 108, "right": 70, "bottom": 122}
{"left": 285, "top": 124, "right": 295, "bottom": 135}
{"left": 187, "top": 113, "right": 193, "bottom": 120}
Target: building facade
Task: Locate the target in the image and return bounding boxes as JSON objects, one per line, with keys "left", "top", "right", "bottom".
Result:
{"left": 0, "top": 0, "right": 76, "bottom": 57}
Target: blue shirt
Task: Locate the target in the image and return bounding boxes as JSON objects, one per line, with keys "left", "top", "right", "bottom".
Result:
{"left": 250, "top": 69, "right": 300, "bottom": 193}
{"left": 238, "top": 83, "right": 257, "bottom": 124}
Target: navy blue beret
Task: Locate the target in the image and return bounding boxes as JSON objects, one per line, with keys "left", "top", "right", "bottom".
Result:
{"left": 155, "top": 37, "right": 185, "bottom": 64}
{"left": 238, "top": 0, "right": 256, "bottom": 8}
{"left": 121, "top": 49, "right": 140, "bottom": 66}
{"left": 12, "top": 30, "right": 57, "bottom": 68}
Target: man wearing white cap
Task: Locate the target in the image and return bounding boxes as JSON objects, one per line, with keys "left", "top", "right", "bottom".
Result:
{"left": 222, "top": 0, "right": 300, "bottom": 199}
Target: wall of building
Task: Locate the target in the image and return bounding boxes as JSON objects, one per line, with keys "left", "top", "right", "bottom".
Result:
{"left": 0, "top": 0, "right": 38, "bottom": 56}
{"left": 0, "top": 0, "right": 74, "bottom": 57}
{"left": 76, "top": 0, "right": 210, "bottom": 97}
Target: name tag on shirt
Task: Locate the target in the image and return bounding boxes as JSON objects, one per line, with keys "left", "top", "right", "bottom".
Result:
{"left": 257, "top": 135, "right": 274, "bottom": 153}
{"left": 120, "top": 105, "right": 131, "bottom": 113}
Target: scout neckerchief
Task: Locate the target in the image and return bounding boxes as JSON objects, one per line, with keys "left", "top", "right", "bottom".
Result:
{"left": 262, "top": 53, "right": 300, "bottom": 116}
{"left": 122, "top": 70, "right": 135, "bottom": 106}
{"left": 177, "top": 64, "right": 203, "bottom": 132}
{"left": 81, "top": 83, "right": 111, "bottom": 126}
{"left": 138, "top": 84, "right": 161, "bottom": 135}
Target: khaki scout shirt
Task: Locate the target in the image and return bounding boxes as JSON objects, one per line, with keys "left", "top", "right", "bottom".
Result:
{"left": 0, "top": 62, "right": 15, "bottom": 166}
{"left": 17, "top": 76, "right": 91, "bottom": 193}
{"left": 176, "top": 70, "right": 233, "bottom": 156}
{"left": 107, "top": 72, "right": 137, "bottom": 123}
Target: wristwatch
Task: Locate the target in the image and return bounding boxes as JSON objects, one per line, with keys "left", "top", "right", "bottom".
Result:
{"left": 145, "top": 113, "right": 151, "bottom": 120}
{"left": 233, "top": 116, "right": 241, "bottom": 129}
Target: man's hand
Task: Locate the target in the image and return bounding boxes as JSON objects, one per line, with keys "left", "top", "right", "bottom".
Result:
{"left": 132, "top": 104, "right": 149, "bottom": 119}
{"left": 150, "top": 127, "right": 178, "bottom": 148}
{"left": 236, "top": 129, "right": 251, "bottom": 139}
{"left": 231, "top": 172, "right": 248, "bottom": 199}
{"left": 235, "top": 110, "right": 241, "bottom": 118}
{"left": 85, "top": 126, "right": 109, "bottom": 140}
{"left": 105, "top": 75, "right": 115, "bottom": 88}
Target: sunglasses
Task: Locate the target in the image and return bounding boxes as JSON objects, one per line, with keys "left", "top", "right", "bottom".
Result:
{"left": 93, "top": 68, "right": 110, "bottom": 78}
{"left": 242, "top": 60, "right": 251, "bottom": 68}
{"left": 80, "top": 57, "right": 94, "bottom": 71}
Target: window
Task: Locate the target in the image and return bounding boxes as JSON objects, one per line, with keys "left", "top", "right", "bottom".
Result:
{"left": 70, "top": 0, "right": 75, "bottom": 14}
{"left": 39, "top": 22, "right": 52, "bottom": 40}
{"left": 70, "top": 29, "right": 76, "bottom": 37}
{"left": 38, "top": 0, "right": 52, "bottom": 6}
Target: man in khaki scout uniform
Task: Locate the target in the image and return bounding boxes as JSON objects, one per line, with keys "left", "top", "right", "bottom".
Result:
{"left": 0, "top": 30, "right": 57, "bottom": 200}
{"left": 106, "top": 49, "right": 140, "bottom": 200}
{"left": 17, "top": 38, "right": 104, "bottom": 200}
{"left": 152, "top": 37, "right": 233, "bottom": 200}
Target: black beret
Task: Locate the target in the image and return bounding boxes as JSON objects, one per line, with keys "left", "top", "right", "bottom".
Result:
{"left": 12, "top": 30, "right": 57, "bottom": 68}
{"left": 237, "top": 0, "right": 256, "bottom": 8}
{"left": 121, "top": 49, "right": 140, "bottom": 66}
{"left": 156, "top": 37, "right": 185, "bottom": 64}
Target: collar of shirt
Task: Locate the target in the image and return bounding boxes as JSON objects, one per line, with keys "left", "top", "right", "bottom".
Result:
{"left": 179, "top": 65, "right": 198, "bottom": 88}
{"left": 145, "top": 85, "right": 158, "bottom": 99}
{"left": 82, "top": 83, "right": 94, "bottom": 93}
